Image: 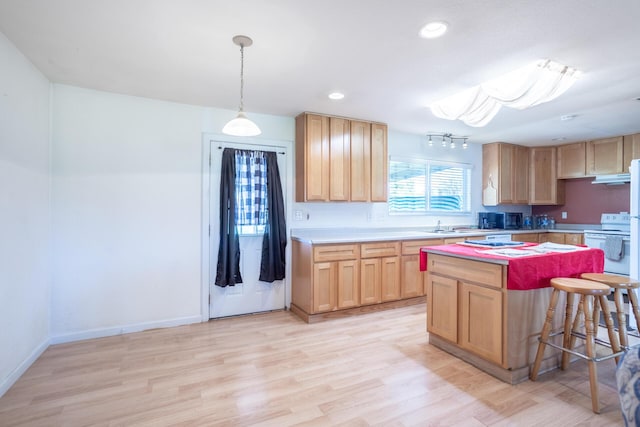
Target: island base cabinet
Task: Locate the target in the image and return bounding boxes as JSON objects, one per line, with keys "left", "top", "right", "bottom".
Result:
{"left": 426, "top": 273, "right": 458, "bottom": 343}
{"left": 460, "top": 282, "right": 503, "bottom": 366}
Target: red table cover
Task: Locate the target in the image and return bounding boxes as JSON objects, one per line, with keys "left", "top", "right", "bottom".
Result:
{"left": 419, "top": 243, "right": 604, "bottom": 291}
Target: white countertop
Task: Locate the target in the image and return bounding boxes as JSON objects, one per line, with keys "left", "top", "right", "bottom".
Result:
{"left": 290, "top": 227, "right": 586, "bottom": 244}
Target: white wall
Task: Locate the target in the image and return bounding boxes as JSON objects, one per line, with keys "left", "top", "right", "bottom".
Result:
{"left": 0, "top": 32, "right": 51, "bottom": 396}
{"left": 50, "top": 85, "right": 296, "bottom": 342}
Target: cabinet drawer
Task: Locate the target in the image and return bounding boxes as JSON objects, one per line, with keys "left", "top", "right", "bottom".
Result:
{"left": 361, "top": 241, "right": 400, "bottom": 258}
{"left": 565, "top": 233, "right": 583, "bottom": 245}
{"left": 401, "top": 239, "right": 444, "bottom": 256}
{"left": 428, "top": 254, "right": 504, "bottom": 289}
{"left": 313, "top": 244, "right": 359, "bottom": 262}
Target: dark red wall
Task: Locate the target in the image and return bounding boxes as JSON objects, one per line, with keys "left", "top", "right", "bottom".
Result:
{"left": 531, "top": 178, "right": 630, "bottom": 225}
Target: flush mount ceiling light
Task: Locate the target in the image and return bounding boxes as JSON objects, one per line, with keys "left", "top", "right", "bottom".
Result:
{"left": 222, "top": 35, "right": 261, "bottom": 137}
{"left": 328, "top": 92, "right": 345, "bottom": 100}
{"left": 420, "top": 21, "right": 448, "bottom": 39}
{"left": 430, "top": 59, "right": 581, "bottom": 127}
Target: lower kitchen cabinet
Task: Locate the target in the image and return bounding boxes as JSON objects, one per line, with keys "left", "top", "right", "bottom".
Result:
{"left": 538, "top": 232, "right": 583, "bottom": 245}
{"left": 460, "top": 281, "right": 503, "bottom": 365}
{"left": 292, "top": 238, "right": 440, "bottom": 322}
{"left": 511, "top": 233, "right": 540, "bottom": 243}
{"left": 426, "top": 253, "right": 506, "bottom": 367}
{"left": 400, "top": 239, "right": 444, "bottom": 298}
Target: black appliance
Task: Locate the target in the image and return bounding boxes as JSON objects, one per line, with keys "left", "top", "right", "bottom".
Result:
{"left": 478, "top": 212, "right": 523, "bottom": 229}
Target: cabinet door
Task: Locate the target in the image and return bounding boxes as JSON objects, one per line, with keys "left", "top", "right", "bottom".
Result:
{"left": 297, "top": 113, "right": 329, "bottom": 201}
{"left": 313, "top": 262, "right": 336, "bottom": 312}
{"left": 401, "top": 254, "right": 424, "bottom": 298}
{"left": 460, "top": 282, "right": 503, "bottom": 365}
{"left": 329, "top": 117, "right": 350, "bottom": 201}
{"left": 512, "top": 233, "right": 540, "bottom": 243}
{"left": 350, "top": 120, "right": 371, "bottom": 202}
{"left": 529, "top": 146, "right": 564, "bottom": 205}
{"left": 557, "top": 142, "right": 586, "bottom": 178}
{"left": 539, "top": 233, "right": 565, "bottom": 244}
{"left": 565, "top": 233, "right": 583, "bottom": 245}
{"left": 513, "top": 145, "right": 530, "bottom": 204}
{"left": 337, "top": 260, "right": 359, "bottom": 309}
{"left": 370, "top": 123, "right": 388, "bottom": 202}
{"left": 623, "top": 133, "right": 640, "bottom": 173}
{"left": 427, "top": 274, "right": 458, "bottom": 342}
{"left": 381, "top": 256, "right": 401, "bottom": 302}
{"left": 586, "top": 137, "right": 624, "bottom": 175}
{"left": 498, "top": 143, "right": 514, "bottom": 202}
{"left": 360, "top": 258, "right": 381, "bottom": 305}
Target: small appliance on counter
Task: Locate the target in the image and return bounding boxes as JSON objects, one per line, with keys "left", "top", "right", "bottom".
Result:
{"left": 478, "top": 212, "right": 523, "bottom": 229}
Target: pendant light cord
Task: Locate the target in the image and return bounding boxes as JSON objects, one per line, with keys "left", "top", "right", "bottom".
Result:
{"left": 239, "top": 43, "right": 245, "bottom": 112}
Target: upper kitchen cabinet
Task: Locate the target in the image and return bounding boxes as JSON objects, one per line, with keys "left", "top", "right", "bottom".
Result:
{"left": 624, "top": 133, "right": 640, "bottom": 172}
{"left": 586, "top": 136, "right": 624, "bottom": 175}
{"left": 295, "top": 112, "right": 388, "bottom": 202}
{"left": 529, "top": 146, "right": 565, "bottom": 205}
{"left": 482, "top": 142, "right": 529, "bottom": 205}
{"left": 370, "top": 123, "right": 388, "bottom": 202}
{"left": 557, "top": 142, "right": 586, "bottom": 178}
{"left": 296, "top": 113, "right": 330, "bottom": 201}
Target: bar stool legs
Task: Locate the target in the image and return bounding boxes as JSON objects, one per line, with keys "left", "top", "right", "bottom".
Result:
{"left": 530, "top": 278, "right": 622, "bottom": 414}
{"left": 580, "top": 273, "right": 640, "bottom": 351}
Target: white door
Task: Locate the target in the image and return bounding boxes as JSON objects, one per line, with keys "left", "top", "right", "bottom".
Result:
{"left": 209, "top": 140, "right": 287, "bottom": 318}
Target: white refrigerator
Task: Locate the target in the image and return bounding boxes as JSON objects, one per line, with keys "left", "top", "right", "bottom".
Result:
{"left": 631, "top": 159, "right": 640, "bottom": 282}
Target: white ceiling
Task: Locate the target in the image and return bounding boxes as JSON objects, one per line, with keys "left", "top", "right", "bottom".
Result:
{"left": 1, "top": 0, "right": 640, "bottom": 147}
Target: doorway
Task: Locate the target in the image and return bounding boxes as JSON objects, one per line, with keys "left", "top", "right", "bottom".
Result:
{"left": 208, "top": 139, "right": 288, "bottom": 318}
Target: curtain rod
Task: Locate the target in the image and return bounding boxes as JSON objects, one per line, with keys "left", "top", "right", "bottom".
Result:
{"left": 218, "top": 146, "right": 285, "bottom": 155}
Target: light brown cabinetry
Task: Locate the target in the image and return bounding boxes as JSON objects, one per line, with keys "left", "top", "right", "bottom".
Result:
{"left": 538, "top": 232, "right": 583, "bottom": 245}
{"left": 311, "top": 244, "right": 360, "bottom": 312}
{"left": 511, "top": 233, "right": 540, "bottom": 243}
{"left": 586, "top": 136, "right": 624, "bottom": 175}
{"left": 295, "top": 112, "right": 388, "bottom": 202}
{"left": 529, "top": 146, "right": 565, "bottom": 205}
{"left": 624, "top": 133, "right": 640, "bottom": 173}
{"left": 482, "top": 142, "right": 529, "bottom": 205}
{"left": 426, "top": 253, "right": 506, "bottom": 367}
{"left": 292, "top": 237, "right": 437, "bottom": 322}
{"left": 557, "top": 142, "right": 586, "bottom": 178}
{"left": 400, "top": 239, "right": 444, "bottom": 298}
{"left": 370, "top": 123, "right": 388, "bottom": 202}
{"left": 360, "top": 241, "right": 400, "bottom": 304}
{"left": 460, "top": 281, "right": 503, "bottom": 365}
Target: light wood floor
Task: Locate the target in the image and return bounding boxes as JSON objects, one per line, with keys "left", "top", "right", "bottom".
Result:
{"left": 0, "top": 305, "right": 625, "bottom": 426}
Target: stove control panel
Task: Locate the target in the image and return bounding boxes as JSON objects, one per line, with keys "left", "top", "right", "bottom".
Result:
{"left": 601, "top": 212, "right": 631, "bottom": 231}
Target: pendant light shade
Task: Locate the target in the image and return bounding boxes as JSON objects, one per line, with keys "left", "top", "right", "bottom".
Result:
{"left": 223, "top": 35, "right": 261, "bottom": 137}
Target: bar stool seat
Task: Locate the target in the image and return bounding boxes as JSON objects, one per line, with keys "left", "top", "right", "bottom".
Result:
{"left": 581, "top": 273, "right": 640, "bottom": 349}
{"left": 530, "top": 277, "right": 622, "bottom": 414}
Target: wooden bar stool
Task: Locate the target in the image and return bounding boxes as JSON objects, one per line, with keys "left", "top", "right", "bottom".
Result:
{"left": 530, "top": 277, "right": 622, "bottom": 414}
{"left": 581, "top": 273, "right": 640, "bottom": 350}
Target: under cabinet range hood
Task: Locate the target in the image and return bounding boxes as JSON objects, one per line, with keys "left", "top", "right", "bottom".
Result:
{"left": 591, "top": 173, "right": 631, "bottom": 185}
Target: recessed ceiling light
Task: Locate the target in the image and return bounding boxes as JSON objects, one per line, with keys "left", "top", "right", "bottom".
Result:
{"left": 328, "top": 92, "right": 345, "bottom": 100}
{"left": 552, "top": 137, "right": 567, "bottom": 141}
{"left": 560, "top": 114, "right": 577, "bottom": 121}
{"left": 419, "top": 21, "right": 448, "bottom": 39}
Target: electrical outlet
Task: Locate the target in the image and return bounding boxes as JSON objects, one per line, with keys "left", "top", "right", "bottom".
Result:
{"left": 561, "top": 211, "right": 567, "bottom": 219}
{"left": 294, "top": 210, "right": 304, "bottom": 221}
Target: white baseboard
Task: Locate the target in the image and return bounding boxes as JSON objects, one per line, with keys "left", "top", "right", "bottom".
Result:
{"left": 0, "top": 337, "right": 49, "bottom": 398}
{"left": 50, "top": 315, "right": 203, "bottom": 345}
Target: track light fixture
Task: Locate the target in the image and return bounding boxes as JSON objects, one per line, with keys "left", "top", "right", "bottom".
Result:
{"left": 426, "top": 133, "right": 469, "bottom": 149}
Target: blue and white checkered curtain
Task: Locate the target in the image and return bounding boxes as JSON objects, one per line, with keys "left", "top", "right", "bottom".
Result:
{"left": 235, "top": 150, "right": 268, "bottom": 226}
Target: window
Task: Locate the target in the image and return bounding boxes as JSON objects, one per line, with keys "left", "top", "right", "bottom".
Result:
{"left": 388, "top": 158, "right": 471, "bottom": 214}
{"left": 235, "top": 150, "right": 268, "bottom": 235}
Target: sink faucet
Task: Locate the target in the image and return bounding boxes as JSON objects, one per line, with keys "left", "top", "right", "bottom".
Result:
{"left": 434, "top": 220, "right": 444, "bottom": 232}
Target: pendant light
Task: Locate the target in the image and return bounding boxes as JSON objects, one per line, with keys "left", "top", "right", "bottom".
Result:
{"left": 222, "top": 35, "right": 261, "bottom": 137}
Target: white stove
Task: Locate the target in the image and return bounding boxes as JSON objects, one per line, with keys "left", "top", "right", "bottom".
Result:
{"left": 584, "top": 213, "right": 631, "bottom": 275}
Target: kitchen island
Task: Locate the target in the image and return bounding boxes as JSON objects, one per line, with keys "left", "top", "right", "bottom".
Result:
{"left": 420, "top": 243, "right": 604, "bottom": 384}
